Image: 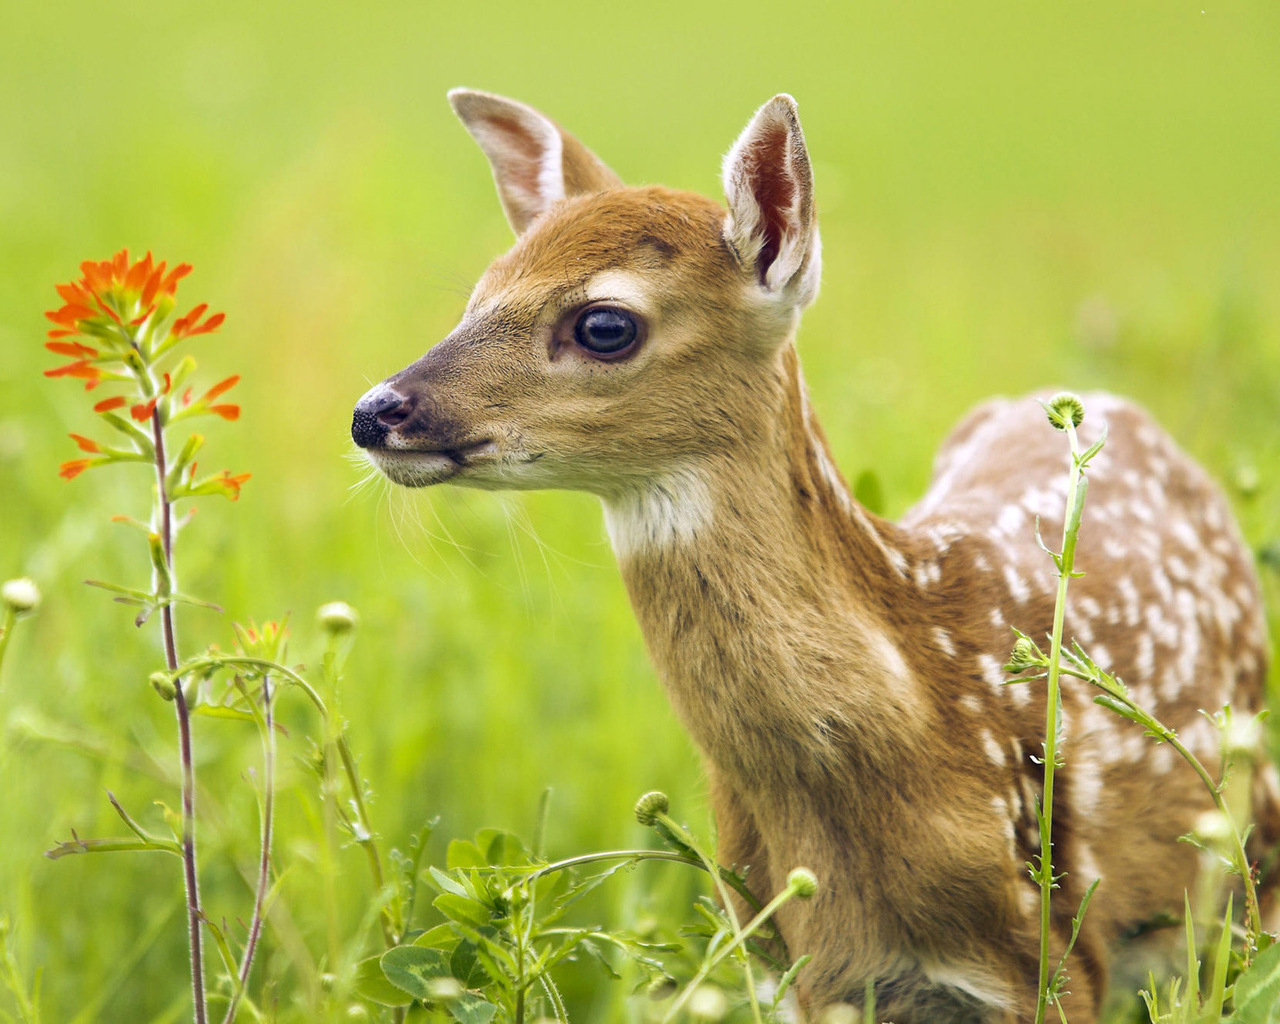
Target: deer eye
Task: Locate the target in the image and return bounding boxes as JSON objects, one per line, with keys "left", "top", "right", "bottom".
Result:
{"left": 573, "top": 307, "right": 638, "bottom": 357}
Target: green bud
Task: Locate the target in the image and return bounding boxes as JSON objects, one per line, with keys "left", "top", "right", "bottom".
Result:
{"left": 1005, "top": 636, "right": 1043, "bottom": 673}
{"left": 787, "top": 867, "right": 819, "bottom": 899}
{"left": 2, "top": 578, "right": 41, "bottom": 614}
{"left": 317, "top": 601, "right": 359, "bottom": 635}
{"left": 1222, "top": 713, "right": 1260, "bottom": 763}
{"left": 1045, "top": 393, "right": 1085, "bottom": 431}
{"left": 634, "top": 790, "right": 670, "bottom": 826}
{"left": 1193, "top": 810, "right": 1233, "bottom": 849}
{"left": 150, "top": 672, "right": 177, "bottom": 701}
{"left": 647, "top": 974, "right": 678, "bottom": 1001}
{"left": 688, "top": 985, "right": 728, "bottom": 1021}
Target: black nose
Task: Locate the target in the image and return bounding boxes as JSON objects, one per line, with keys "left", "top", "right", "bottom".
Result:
{"left": 352, "top": 385, "right": 411, "bottom": 448}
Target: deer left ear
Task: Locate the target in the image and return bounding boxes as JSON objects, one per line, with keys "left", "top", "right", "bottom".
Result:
{"left": 722, "top": 95, "right": 821, "bottom": 308}
{"left": 449, "top": 89, "right": 624, "bottom": 236}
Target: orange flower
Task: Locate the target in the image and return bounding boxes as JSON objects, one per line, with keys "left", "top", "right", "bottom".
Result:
{"left": 217, "top": 470, "right": 251, "bottom": 501}
{"left": 131, "top": 397, "right": 159, "bottom": 422}
{"left": 45, "top": 250, "right": 214, "bottom": 354}
{"left": 59, "top": 459, "right": 92, "bottom": 480}
{"left": 44, "top": 360, "right": 102, "bottom": 382}
{"left": 93, "top": 396, "right": 127, "bottom": 413}
{"left": 69, "top": 434, "right": 101, "bottom": 453}
{"left": 210, "top": 405, "right": 240, "bottom": 421}
{"left": 202, "top": 375, "right": 240, "bottom": 402}
{"left": 45, "top": 340, "right": 99, "bottom": 359}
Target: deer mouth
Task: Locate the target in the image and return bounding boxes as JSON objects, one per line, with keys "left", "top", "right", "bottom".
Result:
{"left": 364, "top": 439, "right": 497, "bottom": 487}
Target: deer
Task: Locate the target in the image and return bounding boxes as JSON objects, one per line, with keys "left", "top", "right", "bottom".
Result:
{"left": 350, "top": 89, "right": 1275, "bottom": 1022}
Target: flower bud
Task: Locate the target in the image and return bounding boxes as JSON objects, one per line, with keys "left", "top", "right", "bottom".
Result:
{"left": 1193, "top": 810, "right": 1234, "bottom": 849}
{"left": 634, "top": 790, "right": 670, "bottom": 826}
{"left": 688, "top": 984, "right": 728, "bottom": 1021}
{"left": 1045, "top": 393, "right": 1085, "bottom": 431}
{"left": 150, "top": 671, "right": 177, "bottom": 701}
{"left": 1222, "top": 713, "right": 1261, "bottom": 763}
{"left": 1005, "top": 636, "right": 1042, "bottom": 673}
{"left": 647, "top": 974, "right": 678, "bottom": 1001}
{"left": 787, "top": 867, "right": 819, "bottom": 899}
{"left": 317, "top": 601, "right": 359, "bottom": 635}
{"left": 2, "top": 578, "right": 40, "bottom": 614}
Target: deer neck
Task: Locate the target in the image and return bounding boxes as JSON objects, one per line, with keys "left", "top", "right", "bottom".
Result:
{"left": 601, "top": 346, "right": 927, "bottom": 782}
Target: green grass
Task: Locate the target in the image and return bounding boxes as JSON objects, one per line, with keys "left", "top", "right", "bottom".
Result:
{"left": 1, "top": 1, "right": 1278, "bottom": 1020}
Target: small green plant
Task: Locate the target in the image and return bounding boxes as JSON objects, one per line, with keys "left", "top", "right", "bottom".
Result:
{"left": 358, "top": 792, "right": 815, "bottom": 1023}
{"left": 0, "top": 578, "right": 40, "bottom": 686}
{"left": 1008, "top": 393, "right": 1277, "bottom": 1023}
{"left": 35, "top": 252, "right": 401, "bottom": 1023}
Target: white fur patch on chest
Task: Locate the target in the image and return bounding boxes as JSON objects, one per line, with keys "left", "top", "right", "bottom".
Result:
{"left": 602, "top": 469, "right": 714, "bottom": 558}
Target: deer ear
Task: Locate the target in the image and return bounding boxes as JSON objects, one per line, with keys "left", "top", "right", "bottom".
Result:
{"left": 448, "top": 89, "right": 623, "bottom": 236}
{"left": 722, "top": 95, "right": 821, "bottom": 307}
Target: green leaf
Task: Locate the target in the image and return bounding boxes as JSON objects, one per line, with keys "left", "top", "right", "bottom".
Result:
{"left": 433, "top": 892, "right": 492, "bottom": 929}
{"left": 450, "top": 941, "right": 490, "bottom": 989}
{"left": 773, "top": 954, "right": 812, "bottom": 1009}
{"left": 448, "top": 993, "right": 497, "bottom": 1024}
{"left": 446, "top": 839, "right": 487, "bottom": 870}
{"left": 380, "top": 945, "right": 450, "bottom": 999}
{"left": 414, "top": 924, "right": 459, "bottom": 950}
{"left": 1233, "top": 940, "right": 1280, "bottom": 1023}
{"left": 429, "top": 866, "right": 472, "bottom": 898}
{"left": 483, "top": 829, "right": 528, "bottom": 866}
{"left": 354, "top": 954, "right": 414, "bottom": 1007}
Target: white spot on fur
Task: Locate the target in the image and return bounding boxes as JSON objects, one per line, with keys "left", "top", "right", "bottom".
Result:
{"left": 920, "top": 961, "right": 1015, "bottom": 1013}
{"left": 603, "top": 470, "right": 712, "bottom": 557}
{"left": 1002, "top": 564, "right": 1031, "bottom": 604}
{"left": 959, "top": 694, "right": 984, "bottom": 714}
{"left": 983, "top": 732, "right": 1006, "bottom": 768}
{"left": 932, "top": 626, "right": 957, "bottom": 656}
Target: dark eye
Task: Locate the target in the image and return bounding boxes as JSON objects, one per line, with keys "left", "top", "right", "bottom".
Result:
{"left": 574, "top": 307, "right": 638, "bottom": 356}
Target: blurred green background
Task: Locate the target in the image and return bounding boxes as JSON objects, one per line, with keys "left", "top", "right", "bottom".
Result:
{"left": 2, "top": 0, "right": 1278, "bottom": 1020}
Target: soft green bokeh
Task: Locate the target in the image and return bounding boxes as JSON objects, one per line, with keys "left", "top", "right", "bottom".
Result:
{"left": 1, "top": 1, "right": 1278, "bottom": 1020}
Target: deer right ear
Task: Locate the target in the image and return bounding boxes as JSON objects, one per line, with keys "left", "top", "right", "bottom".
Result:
{"left": 448, "top": 89, "right": 623, "bottom": 236}
{"left": 722, "top": 95, "right": 821, "bottom": 308}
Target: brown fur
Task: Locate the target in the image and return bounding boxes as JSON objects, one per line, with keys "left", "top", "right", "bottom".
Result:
{"left": 355, "top": 92, "right": 1275, "bottom": 1021}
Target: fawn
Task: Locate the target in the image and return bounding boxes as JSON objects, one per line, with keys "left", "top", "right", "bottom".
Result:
{"left": 352, "top": 90, "right": 1274, "bottom": 1021}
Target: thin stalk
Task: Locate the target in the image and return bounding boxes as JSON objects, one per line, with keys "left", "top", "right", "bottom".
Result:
{"left": 1033, "top": 419, "right": 1083, "bottom": 1024}
{"left": 0, "top": 606, "right": 16, "bottom": 681}
{"left": 222, "top": 677, "right": 275, "bottom": 1024}
{"left": 153, "top": 407, "right": 208, "bottom": 1024}
{"left": 177, "top": 651, "right": 402, "bottom": 947}
{"left": 654, "top": 810, "right": 763, "bottom": 1021}
{"left": 661, "top": 879, "right": 805, "bottom": 1024}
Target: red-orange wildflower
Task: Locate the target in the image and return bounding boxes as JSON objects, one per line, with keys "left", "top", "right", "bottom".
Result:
{"left": 94, "top": 396, "right": 127, "bottom": 413}
{"left": 45, "top": 340, "right": 98, "bottom": 359}
{"left": 217, "top": 470, "right": 251, "bottom": 501}
{"left": 69, "top": 434, "right": 101, "bottom": 453}
{"left": 210, "top": 405, "right": 241, "bottom": 421}
{"left": 44, "top": 360, "right": 102, "bottom": 382}
{"left": 45, "top": 250, "right": 215, "bottom": 355}
{"left": 131, "top": 397, "right": 159, "bottom": 422}
{"left": 59, "top": 459, "right": 92, "bottom": 480}
{"left": 203, "top": 375, "right": 240, "bottom": 402}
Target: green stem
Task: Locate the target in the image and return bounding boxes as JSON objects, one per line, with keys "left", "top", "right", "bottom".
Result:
{"left": 661, "top": 880, "right": 803, "bottom": 1024}
{"left": 0, "top": 607, "right": 15, "bottom": 682}
{"left": 1034, "top": 420, "right": 1083, "bottom": 1024}
{"left": 151, "top": 403, "right": 208, "bottom": 1024}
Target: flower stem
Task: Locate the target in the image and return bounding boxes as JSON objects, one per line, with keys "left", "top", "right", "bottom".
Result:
{"left": 152, "top": 408, "right": 208, "bottom": 1024}
{"left": 1033, "top": 420, "right": 1083, "bottom": 1024}
{"left": 223, "top": 677, "right": 275, "bottom": 1024}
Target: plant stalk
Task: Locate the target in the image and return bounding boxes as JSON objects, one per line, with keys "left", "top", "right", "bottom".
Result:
{"left": 1033, "top": 420, "right": 1083, "bottom": 1024}
{"left": 152, "top": 408, "right": 208, "bottom": 1024}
